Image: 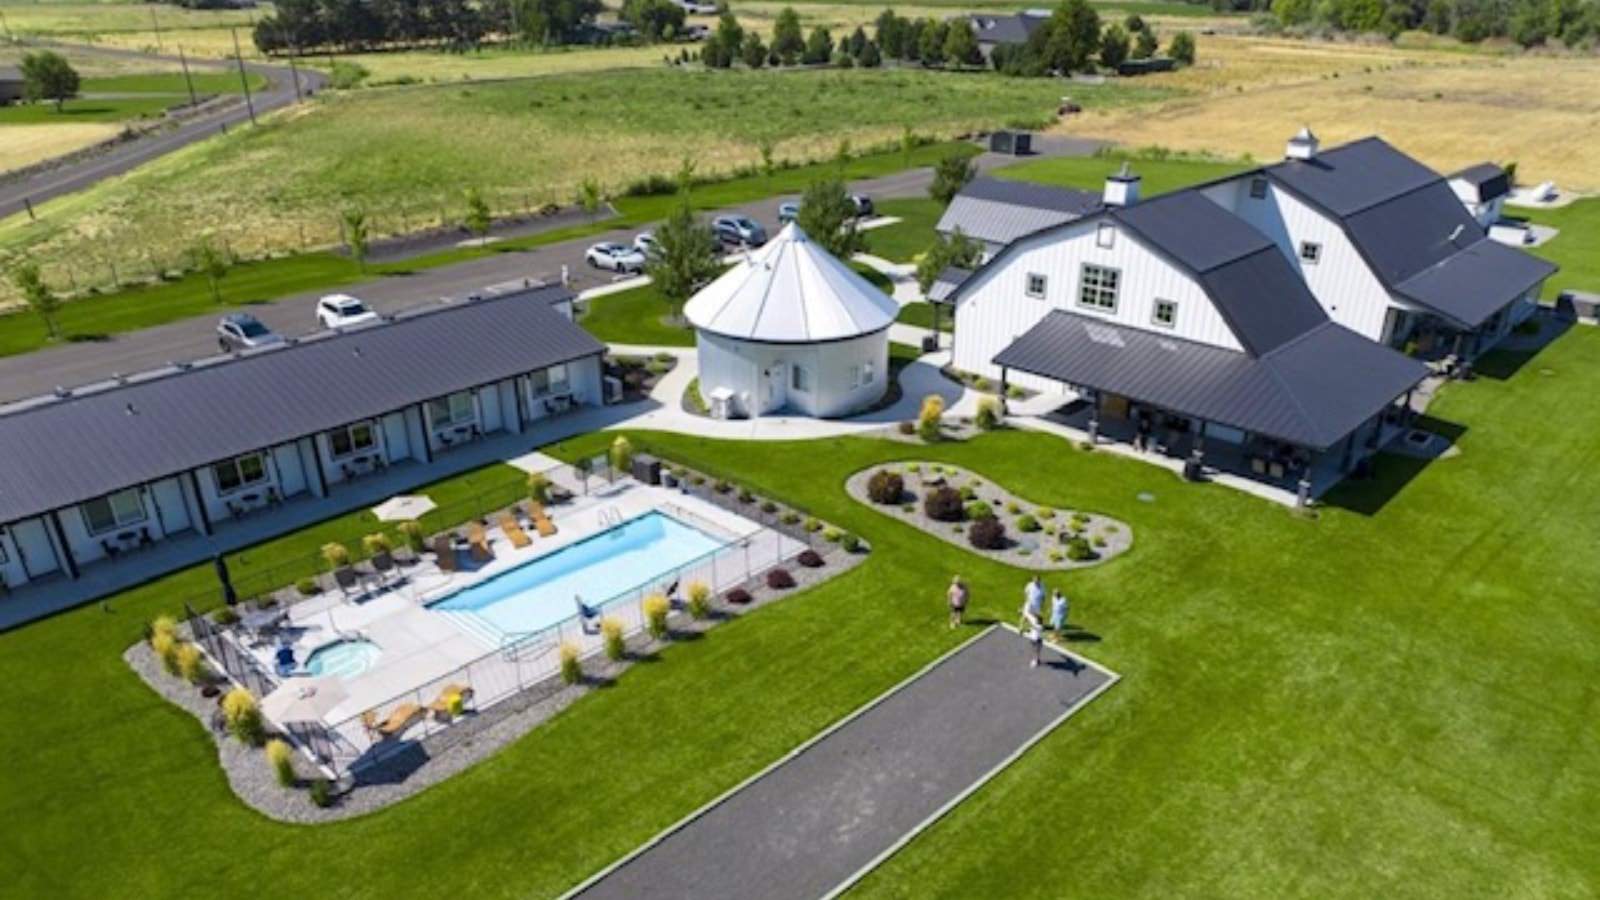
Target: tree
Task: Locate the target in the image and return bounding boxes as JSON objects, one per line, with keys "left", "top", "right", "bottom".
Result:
{"left": 859, "top": 39, "right": 883, "bottom": 67}
{"left": 757, "top": 137, "right": 777, "bottom": 189}
{"left": 20, "top": 51, "right": 80, "bottom": 112}
{"left": 874, "top": 8, "right": 907, "bottom": 57}
{"left": 901, "top": 125, "right": 917, "bottom": 168}
{"left": 803, "top": 25, "right": 834, "bottom": 63}
{"left": 1099, "top": 24, "right": 1130, "bottom": 69}
{"left": 742, "top": 31, "right": 768, "bottom": 67}
{"left": 943, "top": 19, "right": 981, "bottom": 67}
{"left": 1168, "top": 30, "right": 1196, "bottom": 66}
{"left": 795, "top": 178, "right": 862, "bottom": 259}
{"left": 715, "top": 11, "right": 744, "bottom": 59}
{"left": 646, "top": 197, "right": 720, "bottom": 321}
{"left": 343, "top": 207, "right": 370, "bottom": 272}
{"left": 12, "top": 263, "right": 62, "bottom": 341}
{"left": 621, "top": 0, "right": 685, "bottom": 41}
{"left": 576, "top": 177, "right": 604, "bottom": 222}
{"left": 194, "top": 240, "right": 229, "bottom": 305}
{"left": 847, "top": 25, "right": 869, "bottom": 56}
{"left": 701, "top": 32, "right": 732, "bottom": 68}
{"left": 772, "top": 6, "right": 805, "bottom": 64}
{"left": 915, "top": 229, "right": 981, "bottom": 294}
{"left": 1132, "top": 25, "right": 1158, "bottom": 59}
{"left": 929, "top": 151, "right": 976, "bottom": 205}
{"left": 1124, "top": 12, "right": 1146, "bottom": 31}
{"left": 1046, "top": 0, "right": 1101, "bottom": 73}
{"left": 464, "top": 187, "right": 491, "bottom": 239}
{"left": 918, "top": 17, "right": 948, "bottom": 65}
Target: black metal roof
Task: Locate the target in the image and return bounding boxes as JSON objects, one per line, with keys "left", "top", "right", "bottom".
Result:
{"left": 1396, "top": 239, "right": 1557, "bottom": 327}
{"left": 970, "top": 12, "right": 1047, "bottom": 44}
{"left": 1450, "top": 163, "right": 1511, "bottom": 201}
{"left": 994, "top": 311, "right": 1427, "bottom": 449}
{"left": 1264, "top": 137, "right": 1441, "bottom": 218}
{"left": 927, "top": 266, "right": 972, "bottom": 304}
{"left": 936, "top": 177, "right": 1102, "bottom": 247}
{"left": 0, "top": 286, "right": 602, "bottom": 525}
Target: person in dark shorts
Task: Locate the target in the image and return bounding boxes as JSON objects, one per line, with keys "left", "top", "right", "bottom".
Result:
{"left": 947, "top": 575, "right": 968, "bottom": 628}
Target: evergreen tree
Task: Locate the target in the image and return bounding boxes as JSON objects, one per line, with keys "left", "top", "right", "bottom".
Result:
{"left": 1099, "top": 24, "right": 1130, "bottom": 69}
{"left": 803, "top": 25, "right": 835, "bottom": 63}
{"left": 772, "top": 6, "right": 805, "bottom": 63}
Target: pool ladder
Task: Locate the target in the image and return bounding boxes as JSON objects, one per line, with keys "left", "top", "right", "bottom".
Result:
{"left": 597, "top": 507, "right": 624, "bottom": 528}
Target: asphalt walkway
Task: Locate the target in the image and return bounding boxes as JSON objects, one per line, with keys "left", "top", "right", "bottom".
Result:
{"left": 567, "top": 626, "right": 1115, "bottom": 900}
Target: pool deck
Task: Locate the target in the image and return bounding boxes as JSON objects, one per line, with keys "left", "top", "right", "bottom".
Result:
{"left": 565, "top": 626, "right": 1117, "bottom": 900}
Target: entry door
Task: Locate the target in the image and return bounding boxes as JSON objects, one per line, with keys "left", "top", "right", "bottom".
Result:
{"left": 764, "top": 363, "right": 787, "bottom": 413}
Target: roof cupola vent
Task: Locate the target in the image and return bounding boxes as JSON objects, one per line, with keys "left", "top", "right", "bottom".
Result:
{"left": 1286, "top": 126, "right": 1319, "bottom": 161}
{"left": 1103, "top": 161, "right": 1141, "bottom": 208}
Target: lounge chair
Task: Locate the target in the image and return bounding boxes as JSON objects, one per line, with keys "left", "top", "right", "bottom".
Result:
{"left": 371, "top": 551, "right": 398, "bottom": 586}
{"left": 498, "top": 513, "right": 532, "bottom": 549}
{"left": 466, "top": 522, "right": 493, "bottom": 562}
{"left": 362, "top": 703, "right": 424, "bottom": 740}
{"left": 528, "top": 502, "right": 557, "bottom": 537}
{"left": 432, "top": 535, "right": 458, "bottom": 572}
{"left": 427, "top": 684, "right": 475, "bottom": 720}
{"left": 333, "top": 565, "right": 362, "bottom": 598}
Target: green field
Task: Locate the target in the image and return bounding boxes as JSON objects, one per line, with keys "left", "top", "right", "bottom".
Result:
{"left": 0, "top": 94, "right": 175, "bottom": 123}
{"left": 896, "top": 300, "right": 951, "bottom": 331}
{"left": 1517, "top": 199, "right": 1600, "bottom": 300}
{"left": 3, "top": 322, "right": 1599, "bottom": 896}
{"left": 995, "top": 151, "right": 1249, "bottom": 196}
{"left": 82, "top": 71, "right": 267, "bottom": 94}
{"left": 865, "top": 196, "right": 946, "bottom": 263}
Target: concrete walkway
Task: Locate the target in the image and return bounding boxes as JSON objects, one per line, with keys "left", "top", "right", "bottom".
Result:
{"left": 566, "top": 626, "right": 1116, "bottom": 900}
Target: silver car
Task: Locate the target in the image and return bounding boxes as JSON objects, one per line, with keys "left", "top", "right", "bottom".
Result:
{"left": 217, "top": 313, "right": 284, "bottom": 352}
{"left": 586, "top": 241, "right": 647, "bottom": 273}
{"left": 712, "top": 215, "right": 767, "bottom": 247}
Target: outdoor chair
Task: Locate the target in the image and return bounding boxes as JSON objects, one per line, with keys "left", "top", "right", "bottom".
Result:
{"left": 427, "top": 684, "right": 475, "bottom": 721}
{"left": 371, "top": 551, "right": 398, "bottom": 586}
{"left": 432, "top": 535, "right": 458, "bottom": 573}
{"left": 333, "top": 565, "right": 362, "bottom": 598}
{"left": 498, "top": 513, "right": 532, "bottom": 549}
{"left": 362, "top": 703, "right": 424, "bottom": 740}
{"left": 528, "top": 502, "right": 558, "bottom": 538}
{"left": 466, "top": 522, "right": 494, "bottom": 562}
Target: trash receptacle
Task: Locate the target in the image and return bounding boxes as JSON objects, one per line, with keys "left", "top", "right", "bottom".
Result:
{"left": 632, "top": 454, "right": 662, "bottom": 485}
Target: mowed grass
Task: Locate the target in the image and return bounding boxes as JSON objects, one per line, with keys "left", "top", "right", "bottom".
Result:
{"left": 0, "top": 94, "right": 178, "bottom": 123}
{"left": 0, "top": 67, "right": 1164, "bottom": 303}
{"left": 1517, "top": 198, "right": 1600, "bottom": 301}
{"left": 864, "top": 196, "right": 946, "bottom": 263}
{"left": 579, "top": 282, "right": 694, "bottom": 347}
{"left": 81, "top": 71, "right": 266, "bottom": 94}
{"left": 2, "top": 327, "right": 1599, "bottom": 897}
{"left": 996, "top": 152, "right": 1248, "bottom": 196}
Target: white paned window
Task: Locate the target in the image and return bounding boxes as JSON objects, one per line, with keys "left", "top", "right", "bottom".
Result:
{"left": 528, "top": 363, "right": 571, "bottom": 397}
{"left": 792, "top": 365, "right": 810, "bottom": 392}
{"left": 81, "top": 489, "right": 145, "bottom": 535}
{"left": 428, "top": 391, "right": 475, "bottom": 428}
{"left": 1096, "top": 223, "right": 1116, "bottom": 249}
{"left": 212, "top": 453, "right": 268, "bottom": 495}
{"left": 1249, "top": 177, "right": 1268, "bottom": 199}
{"left": 327, "top": 421, "right": 376, "bottom": 459}
{"left": 1026, "top": 273, "right": 1047, "bottom": 299}
{"left": 1299, "top": 241, "right": 1322, "bottom": 264}
{"left": 1078, "top": 264, "right": 1120, "bottom": 312}
{"left": 1152, "top": 299, "right": 1178, "bottom": 328}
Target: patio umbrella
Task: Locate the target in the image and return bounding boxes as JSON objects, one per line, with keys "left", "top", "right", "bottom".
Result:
{"left": 213, "top": 554, "right": 238, "bottom": 606}
{"left": 261, "top": 676, "right": 349, "bottom": 724}
{"left": 371, "top": 494, "right": 436, "bottom": 522}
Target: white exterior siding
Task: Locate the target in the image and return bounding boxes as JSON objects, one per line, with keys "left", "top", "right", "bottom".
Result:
{"left": 381, "top": 412, "right": 412, "bottom": 462}
{"left": 149, "top": 477, "right": 192, "bottom": 535}
{"left": 696, "top": 330, "right": 888, "bottom": 418}
{"left": 10, "top": 518, "right": 60, "bottom": 580}
{"left": 953, "top": 217, "right": 1238, "bottom": 390}
{"left": 1201, "top": 179, "right": 1404, "bottom": 343}
{"left": 0, "top": 526, "right": 33, "bottom": 586}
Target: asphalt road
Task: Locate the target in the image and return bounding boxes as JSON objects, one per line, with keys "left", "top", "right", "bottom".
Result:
{"left": 0, "top": 42, "right": 327, "bottom": 221}
{"left": 0, "top": 135, "right": 1102, "bottom": 402}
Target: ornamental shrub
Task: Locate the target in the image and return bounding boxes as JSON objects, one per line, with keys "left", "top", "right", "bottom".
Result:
{"left": 975, "top": 396, "right": 1002, "bottom": 431}
{"left": 1005, "top": 501, "right": 1021, "bottom": 515}
{"left": 898, "top": 421, "right": 916, "bottom": 435}
{"left": 761, "top": 500, "right": 778, "bottom": 514}
{"left": 867, "top": 469, "right": 905, "bottom": 504}
{"left": 959, "top": 483, "right": 976, "bottom": 501}
{"left": 266, "top": 738, "right": 295, "bottom": 787}
{"left": 1038, "top": 507, "right": 1056, "bottom": 520}
{"left": 310, "top": 777, "right": 333, "bottom": 808}
{"left": 296, "top": 577, "right": 320, "bottom": 596}
{"left": 737, "top": 488, "right": 755, "bottom": 504}
{"left": 797, "top": 549, "right": 825, "bottom": 568}
{"left": 601, "top": 616, "right": 625, "bottom": 661}
{"left": 967, "top": 515, "right": 1007, "bottom": 550}
{"left": 725, "top": 586, "right": 753, "bottom": 605}
{"left": 1066, "top": 537, "right": 1095, "bottom": 561}
{"left": 222, "top": 688, "right": 264, "bottom": 746}
{"left": 361, "top": 532, "right": 392, "bottom": 557}
{"left": 213, "top": 606, "right": 239, "bottom": 626}
{"left": 780, "top": 511, "right": 801, "bottom": 525}
{"left": 176, "top": 642, "right": 206, "bottom": 684}
{"left": 559, "top": 641, "right": 582, "bottom": 685}
{"left": 687, "top": 581, "right": 712, "bottom": 619}
{"left": 609, "top": 435, "right": 635, "bottom": 474}
{"left": 839, "top": 532, "right": 861, "bottom": 553}
{"left": 1016, "top": 514, "right": 1040, "bottom": 533}
{"left": 150, "top": 615, "right": 179, "bottom": 644}
{"left": 766, "top": 568, "right": 796, "bottom": 589}
{"left": 714, "top": 479, "right": 732, "bottom": 493}
{"left": 964, "top": 500, "right": 993, "bottom": 520}
{"left": 527, "top": 471, "right": 552, "bottom": 504}
{"left": 917, "top": 394, "right": 944, "bottom": 442}
{"left": 804, "top": 517, "right": 822, "bottom": 532}
{"left": 321, "top": 542, "right": 351, "bottom": 570}
{"left": 924, "top": 486, "right": 964, "bottom": 522}
{"left": 822, "top": 527, "right": 843, "bottom": 543}
{"left": 398, "top": 520, "right": 426, "bottom": 553}
{"left": 643, "top": 593, "right": 671, "bottom": 640}
{"left": 151, "top": 631, "right": 181, "bottom": 676}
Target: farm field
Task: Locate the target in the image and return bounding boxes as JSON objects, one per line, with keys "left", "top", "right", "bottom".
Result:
{"left": 0, "top": 121, "right": 121, "bottom": 172}
{"left": 0, "top": 2, "right": 264, "bottom": 58}
{"left": 0, "top": 67, "right": 1165, "bottom": 303}
{"left": 2, "top": 324, "right": 1599, "bottom": 896}
{"left": 1069, "top": 33, "right": 1600, "bottom": 190}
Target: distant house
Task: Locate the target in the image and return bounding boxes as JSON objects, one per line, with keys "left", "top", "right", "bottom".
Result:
{"left": 967, "top": 11, "right": 1049, "bottom": 60}
{"left": 936, "top": 176, "right": 1102, "bottom": 263}
{"left": 0, "top": 67, "right": 24, "bottom": 106}
{"left": 1197, "top": 130, "right": 1556, "bottom": 361}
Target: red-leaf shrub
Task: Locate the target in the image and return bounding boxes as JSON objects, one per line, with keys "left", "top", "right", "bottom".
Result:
{"left": 725, "top": 587, "right": 753, "bottom": 605}
{"left": 967, "top": 515, "right": 1007, "bottom": 550}
{"left": 866, "top": 469, "right": 905, "bottom": 505}
{"left": 766, "top": 568, "right": 796, "bottom": 589}
{"left": 797, "top": 549, "right": 825, "bottom": 568}
{"left": 924, "top": 486, "right": 964, "bottom": 522}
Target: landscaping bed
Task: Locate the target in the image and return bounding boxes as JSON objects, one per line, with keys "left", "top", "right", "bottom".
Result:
{"left": 845, "top": 462, "right": 1131, "bottom": 570}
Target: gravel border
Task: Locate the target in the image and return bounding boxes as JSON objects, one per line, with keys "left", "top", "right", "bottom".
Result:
{"left": 126, "top": 545, "right": 869, "bottom": 824}
{"left": 844, "top": 462, "right": 1132, "bottom": 570}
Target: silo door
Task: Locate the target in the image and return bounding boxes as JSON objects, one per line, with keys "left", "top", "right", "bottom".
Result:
{"left": 764, "top": 363, "right": 787, "bottom": 412}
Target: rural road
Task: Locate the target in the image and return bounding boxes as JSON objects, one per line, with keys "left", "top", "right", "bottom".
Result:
{"left": 0, "top": 42, "right": 327, "bottom": 221}
{"left": 0, "top": 136, "right": 1103, "bottom": 402}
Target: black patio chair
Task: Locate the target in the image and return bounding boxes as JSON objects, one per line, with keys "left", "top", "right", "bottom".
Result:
{"left": 333, "top": 565, "right": 362, "bottom": 598}
{"left": 371, "top": 551, "right": 398, "bottom": 586}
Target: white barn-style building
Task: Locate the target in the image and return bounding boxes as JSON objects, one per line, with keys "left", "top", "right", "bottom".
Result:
{"left": 685, "top": 223, "right": 899, "bottom": 419}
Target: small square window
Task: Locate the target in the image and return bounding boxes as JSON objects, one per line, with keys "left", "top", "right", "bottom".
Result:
{"left": 1249, "top": 177, "right": 1268, "bottom": 199}
{"left": 1096, "top": 223, "right": 1116, "bottom": 249}
{"left": 791, "top": 365, "right": 810, "bottom": 393}
{"left": 1299, "top": 241, "right": 1322, "bottom": 264}
{"left": 1026, "top": 273, "right": 1047, "bottom": 299}
{"left": 1152, "top": 299, "right": 1178, "bottom": 328}
{"left": 1077, "top": 264, "right": 1120, "bottom": 313}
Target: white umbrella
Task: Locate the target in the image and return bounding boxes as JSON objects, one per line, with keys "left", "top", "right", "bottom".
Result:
{"left": 371, "top": 494, "right": 436, "bottom": 522}
{"left": 261, "top": 676, "right": 349, "bottom": 723}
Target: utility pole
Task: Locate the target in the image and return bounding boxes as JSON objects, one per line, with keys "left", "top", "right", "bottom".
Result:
{"left": 178, "top": 46, "right": 198, "bottom": 107}
{"left": 287, "top": 53, "right": 302, "bottom": 100}
{"left": 150, "top": 7, "right": 163, "bottom": 52}
{"left": 232, "top": 27, "right": 257, "bottom": 126}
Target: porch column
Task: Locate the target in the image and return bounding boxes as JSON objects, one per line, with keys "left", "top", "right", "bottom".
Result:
{"left": 47, "top": 511, "right": 79, "bottom": 580}
{"left": 998, "top": 366, "right": 1009, "bottom": 414}
{"left": 307, "top": 437, "right": 329, "bottom": 497}
{"left": 1086, "top": 391, "right": 1099, "bottom": 443}
{"left": 415, "top": 403, "right": 434, "bottom": 464}
{"left": 186, "top": 471, "right": 212, "bottom": 536}
{"left": 1186, "top": 420, "right": 1206, "bottom": 481}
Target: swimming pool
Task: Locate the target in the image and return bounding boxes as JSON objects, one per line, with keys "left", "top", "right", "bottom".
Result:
{"left": 430, "top": 511, "right": 725, "bottom": 643}
{"left": 304, "top": 638, "right": 382, "bottom": 678}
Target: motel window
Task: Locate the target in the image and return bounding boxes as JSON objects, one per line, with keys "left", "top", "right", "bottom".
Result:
{"left": 327, "top": 421, "right": 377, "bottom": 459}
{"left": 82, "top": 488, "right": 146, "bottom": 535}
{"left": 1152, "top": 299, "right": 1178, "bottom": 328}
{"left": 1077, "top": 264, "right": 1120, "bottom": 313}
{"left": 1026, "top": 273, "right": 1047, "bottom": 299}
{"left": 792, "top": 365, "right": 811, "bottom": 393}
{"left": 427, "top": 391, "right": 476, "bottom": 429}
{"left": 212, "top": 453, "right": 268, "bottom": 496}
{"left": 1299, "top": 241, "right": 1322, "bottom": 264}
{"left": 1096, "top": 223, "right": 1116, "bottom": 249}
{"left": 528, "top": 363, "right": 571, "bottom": 397}
{"left": 1249, "top": 177, "right": 1268, "bottom": 199}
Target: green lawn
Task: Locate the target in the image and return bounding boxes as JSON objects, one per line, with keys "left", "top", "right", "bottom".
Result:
{"left": 1516, "top": 198, "right": 1600, "bottom": 300}
{"left": 996, "top": 152, "right": 1249, "bottom": 197}
{"left": 0, "top": 95, "right": 176, "bottom": 123}
{"left": 3, "top": 324, "right": 1599, "bottom": 897}
{"left": 896, "top": 301, "right": 952, "bottom": 332}
{"left": 82, "top": 71, "right": 268, "bottom": 95}
{"left": 865, "top": 197, "right": 946, "bottom": 264}
{"left": 578, "top": 282, "right": 693, "bottom": 347}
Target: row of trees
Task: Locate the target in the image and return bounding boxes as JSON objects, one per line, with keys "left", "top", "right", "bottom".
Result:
{"left": 697, "top": 7, "right": 876, "bottom": 68}
{"left": 1270, "top": 0, "right": 1600, "bottom": 46}
{"left": 253, "top": 0, "right": 604, "bottom": 53}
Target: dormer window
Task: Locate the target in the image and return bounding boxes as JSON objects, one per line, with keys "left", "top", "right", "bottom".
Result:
{"left": 1026, "top": 273, "right": 1047, "bottom": 299}
{"left": 1249, "top": 177, "right": 1268, "bottom": 200}
{"left": 1096, "top": 223, "right": 1116, "bottom": 249}
{"left": 1299, "top": 241, "right": 1322, "bottom": 264}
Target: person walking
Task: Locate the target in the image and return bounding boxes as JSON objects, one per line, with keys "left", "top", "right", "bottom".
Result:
{"left": 1021, "top": 575, "right": 1044, "bottom": 631}
{"left": 1049, "top": 589, "right": 1069, "bottom": 634}
{"left": 946, "top": 575, "right": 968, "bottom": 629}
{"left": 1027, "top": 622, "right": 1044, "bottom": 668}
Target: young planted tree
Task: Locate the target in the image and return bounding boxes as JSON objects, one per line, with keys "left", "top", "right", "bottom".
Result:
{"left": 803, "top": 25, "right": 835, "bottom": 64}
{"left": 20, "top": 51, "right": 80, "bottom": 112}
{"left": 756, "top": 137, "right": 777, "bottom": 190}
{"left": 943, "top": 19, "right": 981, "bottom": 68}
{"left": 12, "top": 263, "right": 62, "bottom": 341}
{"left": 1168, "top": 30, "right": 1196, "bottom": 66}
{"left": 646, "top": 197, "right": 720, "bottom": 322}
{"left": 576, "top": 177, "right": 605, "bottom": 222}
{"left": 742, "top": 31, "right": 768, "bottom": 68}
{"left": 772, "top": 6, "right": 805, "bottom": 64}
{"left": 195, "top": 239, "right": 229, "bottom": 305}
{"left": 915, "top": 229, "right": 981, "bottom": 335}
{"left": 929, "top": 151, "right": 977, "bottom": 206}
{"left": 1133, "top": 26, "right": 1158, "bottom": 60}
{"left": 1099, "top": 24, "right": 1130, "bottom": 70}
{"left": 463, "top": 188, "right": 491, "bottom": 240}
{"left": 795, "top": 178, "right": 861, "bottom": 259}
{"left": 342, "top": 207, "right": 370, "bottom": 272}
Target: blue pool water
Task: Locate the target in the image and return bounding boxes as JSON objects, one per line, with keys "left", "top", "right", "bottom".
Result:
{"left": 304, "top": 638, "right": 381, "bottom": 678}
{"left": 430, "top": 511, "right": 724, "bottom": 642}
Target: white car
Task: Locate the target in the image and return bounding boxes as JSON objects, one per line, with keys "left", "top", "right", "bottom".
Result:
{"left": 316, "top": 294, "right": 379, "bottom": 330}
{"left": 633, "top": 232, "right": 659, "bottom": 258}
{"left": 586, "top": 242, "right": 647, "bottom": 273}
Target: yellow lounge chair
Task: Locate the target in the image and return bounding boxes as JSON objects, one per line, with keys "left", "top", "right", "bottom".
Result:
{"left": 466, "top": 522, "right": 493, "bottom": 562}
{"left": 363, "top": 703, "right": 424, "bottom": 740}
{"left": 498, "top": 512, "right": 531, "bottom": 549}
{"left": 428, "top": 684, "right": 475, "bottom": 720}
{"left": 529, "top": 502, "right": 557, "bottom": 538}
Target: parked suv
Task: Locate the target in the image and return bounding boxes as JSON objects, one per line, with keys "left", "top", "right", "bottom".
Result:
{"left": 217, "top": 313, "right": 284, "bottom": 352}
{"left": 585, "top": 241, "right": 647, "bottom": 273}
{"left": 712, "top": 215, "right": 767, "bottom": 248}
{"left": 316, "top": 294, "right": 379, "bottom": 330}
{"left": 850, "top": 194, "right": 875, "bottom": 218}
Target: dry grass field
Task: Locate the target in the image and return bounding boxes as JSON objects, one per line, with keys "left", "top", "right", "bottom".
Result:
{"left": 1068, "top": 34, "right": 1600, "bottom": 189}
{"left": 0, "top": 122, "right": 120, "bottom": 172}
